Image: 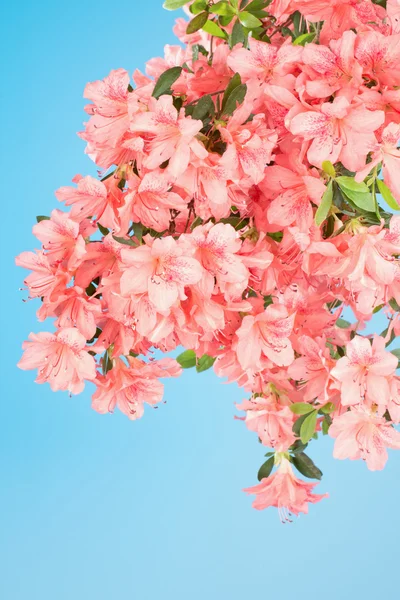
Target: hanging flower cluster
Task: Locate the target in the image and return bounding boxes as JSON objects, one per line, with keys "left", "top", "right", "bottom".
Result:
{"left": 17, "top": 0, "right": 400, "bottom": 520}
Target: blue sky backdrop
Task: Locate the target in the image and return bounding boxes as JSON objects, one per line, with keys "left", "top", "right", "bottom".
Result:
{"left": 1, "top": 1, "right": 399, "bottom": 599}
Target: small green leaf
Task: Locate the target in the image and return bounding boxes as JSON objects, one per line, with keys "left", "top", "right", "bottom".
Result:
{"left": 176, "top": 349, "right": 196, "bottom": 368}
{"left": 192, "top": 94, "right": 215, "bottom": 120}
{"left": 97, "top": 223, "right": 109, "bottom": 236}
{"left": 389, "top": 298, "right": 400, "bottom": 312}
{"left": 192, "top": 44, "right": 208, "bottom": 62}
{"left": 377, "top": 179, "right": 400, "bottom": 211}
{"left": 300, "top": 410, "right": 318, "bottom": 444}
{"left": 322, "top": 160, "right": 336, "bottom": 178}
{"left": 230, "top": 19, "right": 245, "bottom": 47}
{"left": 290, "top": 403, "right": 316, "bottom": 415}
{"left": 245, "top": 0, "right": 269, "bottom": 10}
{"left": 196, "top": 354, "right": 216, "bottom": 373}
{"left": 336, "top": 176, "right": 375, "bottom": 212}
{"left": 202, "top": 19, "right": 228, "bottom": 38}
{"left": 292, "top": 413, "right": 309, "bottom": 436}
{"left": 190, "top": 0, "right": 208, "bottom": 14}
{"left": 163, "top": 0, "right": 188, "bottom": 9}
{"left": 292, "top": 452, "right": 323, "bottom": 480}
{"left": 112, "top": 235, "right": 137, "bottom": 246}
{"left": 131, "top": 222, "right": 144, "bottom": 244}
{"left": 187, "top": 11, "right": 209, "bottom": 34}
{"left": 320, "top": 402, "right": 335, "bottom": 414}
{"left": 238, "top": 11, "right": 262, "bottom": 28}
{"left": 336, "top": 318, "right": 351, "bottom": 329}
{"left": 152, "top": 66, "right": 183, "bottom": 99}
{"left": 390, "top": 348, "right": 400, "bottom": 361}
{"left": 321, "top": 416, "right": 331, "bottom": 435}
{"left": 211, "top": 1, "right": 236, "bottom": 16}
{"left": 315, "top": 180, "right": 333, "bottom": 226}
{"left": 290, "top": 440, "right": 309, "bottom": 454}
{"left": 221, "top": 83, "right": 247, "bottom": 116}
{"left": 293, "top": 32, "right": 316, "bottom": 46}
{"left": 222, "top": 73, "right": 241, "bottom": 108}
{"left": 36, "top": 215, "right": 50, "bottom": 222}
{"left": 257, "top": 456, "right": 275, "bottom": 481}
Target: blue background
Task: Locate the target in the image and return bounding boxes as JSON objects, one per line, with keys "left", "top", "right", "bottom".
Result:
{"left": 1, "top": 1, "right": 399, "bottom": 598}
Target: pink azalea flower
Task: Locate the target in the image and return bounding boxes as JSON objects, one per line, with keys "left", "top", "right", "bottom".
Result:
{"left": 329, "top": 407, "right": 400, "bottom": 470}
{"left": 18, "top": 328, "right": 97, "bottom": 394}
{"left": 330, "top": 335, "right": 398, "bottom": 409}
{"left": 130, "top": 95, "right": 208, "bottom": 178}
{"left": 92, "top": 356, "right": 181, "bottom": 420}
{"left": 15, "top": 250, "right": 70, "bottom": 300}
{"left": 32, "top": 209, "right": 86, "bottom": 270}
{"left": 236, "top": 305, "right": 295, "bottom": 369}
{"left": 120, "top": 236, "right": 203, "bottom": 312}
{"left": 236, "top": 396, "right": 295, "bottom": 450}
{"left": 55, "top": 175, "right": 108, "bottom": 222}
{"left": 355, "top": 31, "right": 400, "bottom": 87}
{"left": 287, "top": 96, "right": 384, "bottom": 171}
{"left": 244, "top": 456, "right": 327, "bottom": 519}
{"left": 288, "top": 336, "right": 334, "bottom": 403}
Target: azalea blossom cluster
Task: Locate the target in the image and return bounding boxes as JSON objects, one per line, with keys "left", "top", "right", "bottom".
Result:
{"left": 17, "top": 0, "right": 400, "bottom": 520}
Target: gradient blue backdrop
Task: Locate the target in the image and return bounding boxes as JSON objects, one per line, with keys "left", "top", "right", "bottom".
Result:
{"left": 1, "top": 2, "right": 399, "bottom": 599}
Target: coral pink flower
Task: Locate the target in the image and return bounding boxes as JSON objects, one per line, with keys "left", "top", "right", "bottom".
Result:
{"left": 18, "top": 328, "right": 97, "bottom": 394}
{"left": 227, "top": 38, "right": 302, "bottom": 84}
{"left": 236, "top": 305, "right": 295, "bottom": 369}
{"left": 56, "top": 175, "right": 108, "bottom": 222}
{"left": 244, "top": 456, "right": 327, "bottom": 518}
{"left": 120, "top": 236, "right": 203, "bottom": 312}
{"left": 16, "top": 250, "right": 70, "bottom": 299}
{"left": 130, "top": 95, "right": 207, "bottom": 178}
{"left": 288, "top": 336, "right": 334, "bottom": 403}
{"left": 388, "top": 0, "right": 400, "bottom": 33}
{"left": 32, "top": 209, "right": 86, "bottom": 270}
{"left": 92, "top": 356, "right": 181, "bottom": 420}
{"left": 330, "top": 336, "right": 398, "bottom": 409}
{"left": 287, "top": 96, "right": 384, "bottom": 171}
{"left": 329, "top": 407, "right": 400, "bottom": 470}
{"left": 186, "top": 222, "right": 249, "bottom": 300}
{"left": 236, "top": 396, "right": 295, "bottom": 450}
{"left": 355, "top": 31, "right": 400, "bottom": 87}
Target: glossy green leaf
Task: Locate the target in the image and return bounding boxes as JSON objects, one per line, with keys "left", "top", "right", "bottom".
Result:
{"left": 322, "top": 160, "right": 336, "bottom": 178}
{"left": 152, "top": 66, "right": 183, "bottom": 99}
{"left": 202, "top": 19, "right": 228, "bottom": 38}
{"left": 230, "top": 19, "right": 245, "bottom": 47}
{"left": 292, "top": 452, "right": 323, "bottom": 480}
{"left": 196, "top": 354, "right": 216, "bottom": 373}
{"left": 336, "top": 318, "right": 351, "bottom": 329}
{"left": 293, "top": 32, "right": 316, "bottom": 46}
{"left": 221, "top": 83, "right": 247, "bottom": 116}
{"left": 300, "top": 410, "right": 318, "bottom": 444}
{"left": 238, "top": 11, "right": 262, "bottom": 28}
{"left": 245, "top": 0, "right": 269, "bottom": 10}
{"left": 163, "top": 0, "right": 188, "bottom": 9}
{"left": 222, "top": 73, "right": 241, "bottom": 108}
{"left": 315, "top": 180, "right": 333, "bottom": 226}
{"left": 290, "top": 403, "right": 316, "bottom": 415}
{"left": 190, "top": 0, "right": 208, "bottom": 14}
{"left": 36, "top": 215, "right": 50, "bottom": 222}
{"left": 187, "top": 11, "right": 209, "bottom": 34}
{"left": 97, "top": 223, "right": 109, "bottom": 236}
{"left": 377, "top": 179, "right": 400, "bottom": 211}
{"left": 192, "top": 94, "right": 215, "bottom": 120}
{"left": 211, "top": 1, "right": 236, "bottom": 16}
{"left": 176, "top": 349, "right": 196, "bottom": 368}
{"left": 257, "top": 456, "right": 275, "bottom": 481}
{"left": 389, "top": 298, "right": 400, "bottom": 312}
{"left": 112, "top": 235, "right": 137, "bottom": 246}
{"left": 336, "top": 176, "right": 375, "bottom": 212}
{"left": 321, "top": 416, "right": 331, "bottom": 435}
{"left": 192, "top": 44, "right": 208, "bottom": 62}
{"left": 320, "top": 402, "right": 335, "bottom": 414}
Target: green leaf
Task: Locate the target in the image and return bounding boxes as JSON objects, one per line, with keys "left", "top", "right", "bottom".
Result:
{"left": 290, "top": 403, "right": 316, "bottom": 415}
{"left": 377, "top": 179, "right": 400, "bottom": 211}
{"left": 322, "top": 160, "right": 336, "bottom": 178}
{"left": 196, "top": 354, "right": 216, "bottom": 373}
{"left": 112, "top": 235, "right": 137, "bottom": 246}
{"left": 290, "top": 440, "right": 309, "bottom": 454}
{"left": 190, "top": 0, "right": 208, "bottom": 14}
{"left": 321, "top": 415, "right": 332, "bottom": 435}
{"left": 390, "top": 348, "right": 400, "bottom": 361}
{"left": 320, "top": 402, "right": 335, "bottom": 414}
{"left": 97, "top": 223, "right": 109, "bottom": 236}
{"left": 230, "top": 19, "right": 245, "bottom": 47}
{"left": 293, "top": 32, "right": 316, "bottom": 46}
{"left": 222, "top": 73, "right": 241, "bottom": 108}
{"left": 163, "top": 0, "right": 188, "bottom": 9}
{"left": 315, "top": 180, "right": 333, "bottom": 226}
{"left": 300, "top": 410, "right": 318, "bottom": 444}
{"left": 389, "top": 298, "right": 400, "bottom": 312}
{"left": 211, "top": 1, "right": 236, "bottom": 16}
{"left": 245, "top": 0, "right": 269, "bottom": 10}
{"left": 257, "top": 456, "right": 275, "bottom": 481}
{"left": 292, "top": 452, "right": 323, "bottom": 480}
{"left": 238, "top": 11, "right": 262, "bottom": 28}
{"left": 292, "top": 413, "right": 309, "bottom": 436}
{"left": 192, "top": 44, "right": 208, "bottom": 62}
{"left": 176, "top": 349, "right": 196, "bottom": 368}
{"left": 36, "top": 215, "right": 50, "bottom": 222}
{"left": 221, "top": 83, "right": 247, "bottom": 116}
{"left": 152, "top": 66, "right": 182, "bottom": 99}
{"left": 131, "top": 222, "right": 144, "bottom": 244}
{"left": 336, "top": 176, "right": 375, "bottom": 212}
{"left": 187, "top": 11, "right": 209, "bottom": 34}
{"left": 192, "top": 94, "right": 215, "bottom": 120}
{"left": 336, "top": 318, "right": 351, "bottom": 329}
{"left": 202, "top": 19, "right": 228, "bottom": 38}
